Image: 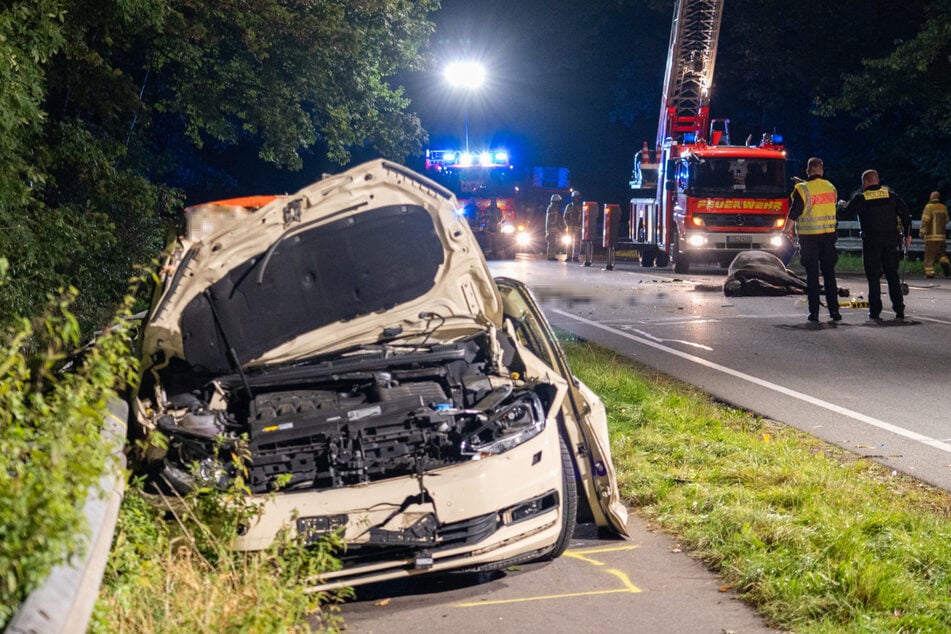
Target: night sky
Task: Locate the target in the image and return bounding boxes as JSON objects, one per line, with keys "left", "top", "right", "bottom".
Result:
{"left": 400, "top": 0, "right": 671, "bottom": 208}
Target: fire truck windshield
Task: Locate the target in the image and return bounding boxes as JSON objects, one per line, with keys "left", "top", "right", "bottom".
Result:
{"left": 689, "top": 158, "right": 786, "bottom": 197}
{"left": 427, "top": 164, "right": 516, "bottom": 199}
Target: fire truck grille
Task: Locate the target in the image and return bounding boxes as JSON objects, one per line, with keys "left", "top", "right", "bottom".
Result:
{"left": 701, "top": 214, "right": 777, "bottom": 229}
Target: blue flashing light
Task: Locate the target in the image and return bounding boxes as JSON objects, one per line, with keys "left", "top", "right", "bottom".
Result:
{"left": 479, "top": 151, "right": 492, "bottom": 166}
{"left": 771, "top": 134, "right": 783, "bottom": 144}
{"left": 444, "top": 151, "right": 456, "bottom": 162}
{"left": 683, "top": 132, "right": 697, "bottom": 143}
{"left": 494, "top": 151, "right": 509, "bottom": 163}
{"left": 459, "top": 152, "right": 473, "bottom": 166}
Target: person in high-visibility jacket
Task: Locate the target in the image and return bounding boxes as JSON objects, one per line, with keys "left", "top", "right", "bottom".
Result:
{"left": 788, "top": 157, "right": 841, "bottom": 322}
{"left": 919, "top": 191, "right": 949, "bottom": 278}
{"left": 545, "top": 194, "right": 565, "bottom": 260}
{"left": 563, "top": 190, "right": 584, "bottom": 262}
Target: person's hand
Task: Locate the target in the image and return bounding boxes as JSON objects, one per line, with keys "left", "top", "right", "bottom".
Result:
{"left": 905, "top": 235, "right": 913, "bottom": 247}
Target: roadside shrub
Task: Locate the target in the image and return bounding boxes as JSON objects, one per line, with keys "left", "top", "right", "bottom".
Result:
{"left": 0, "top": 287, "right": 139, "bottom": 627}
{"left": 93, "top": 478, "right": 350, "bottom": 632}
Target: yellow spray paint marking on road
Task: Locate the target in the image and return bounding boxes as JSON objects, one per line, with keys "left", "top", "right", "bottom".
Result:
{"left": 454, "top": 545, "right": 641, "bottom": 608}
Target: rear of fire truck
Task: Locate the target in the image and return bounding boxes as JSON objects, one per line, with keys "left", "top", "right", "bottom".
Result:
{"left": 630, "top": 0, "right": 793, "bottom": 273}
{"left": 424, "top": 148, "right": 532, "bottom": 259}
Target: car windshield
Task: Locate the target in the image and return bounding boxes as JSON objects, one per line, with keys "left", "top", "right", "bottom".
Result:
{"left": 691, "top": 158, "right": 785, "bottom": 196}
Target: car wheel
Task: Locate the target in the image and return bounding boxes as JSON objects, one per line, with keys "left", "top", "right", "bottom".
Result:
{"left": 540, "top": 434, "right": 579, "bottom": 560}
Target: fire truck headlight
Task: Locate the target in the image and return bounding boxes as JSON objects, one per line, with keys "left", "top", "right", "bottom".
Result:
{"left": 561, "top": 234, "right": 572, "bottom": 246}
{"left": 516, "top": 232, "right": 531, "bottom": 246}
{"left": 500, "top": 223, "right": 515, "bottom": 235}
{"left": 687, "top": 234, "right": 706, "bottom": 247}
{"left": 769, "top": 235, "right": 785, "bottom": 247}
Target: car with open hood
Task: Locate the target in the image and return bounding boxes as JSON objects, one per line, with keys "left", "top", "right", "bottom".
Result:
{"left": 130, "top": 159, "right": 628, "bottom": 590}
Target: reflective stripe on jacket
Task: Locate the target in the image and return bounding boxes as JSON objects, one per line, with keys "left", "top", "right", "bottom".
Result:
{"left": 794, "top": 179, "right": 837, "bottom": 235}
{"left": 920, "top": 201, "right": 949, "bottom": 242}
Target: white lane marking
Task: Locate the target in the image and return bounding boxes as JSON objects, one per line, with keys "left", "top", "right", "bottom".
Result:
{"left": 552, "top": 308, "right": 951, "bottom": 454}
{"left": 914, "top": 315, "right": 951, "bottom": 326}
{"left": 625, "top": 327, "right": 714, "bottom": 351}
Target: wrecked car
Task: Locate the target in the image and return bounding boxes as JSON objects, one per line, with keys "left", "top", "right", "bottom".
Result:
{"left": 129, "top": 159, "right": 628, "bottom": 590}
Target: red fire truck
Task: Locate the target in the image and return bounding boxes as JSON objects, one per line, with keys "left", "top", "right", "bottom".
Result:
{"left": 630, "top": 0, "right": 794, "bottom": 273}
{"left": 424, "top": 148, "right": 533, "bottom": 258}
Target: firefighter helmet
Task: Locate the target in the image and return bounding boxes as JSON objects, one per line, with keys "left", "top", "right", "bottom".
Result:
{"left": 571, "top": 190, "right": 582, "bottom": 199}
{"left": 550, "top": 194, "right": 562, "bottom": 203}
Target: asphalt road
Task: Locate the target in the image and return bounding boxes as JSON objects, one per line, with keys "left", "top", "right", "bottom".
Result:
{"left": 491, "top": 255, "right": 951, "bottom": 492}
{"left": 338, "top": 253, "right": 951, "bottom": 633}
{"left": 337, "top": 515, "right": 778, "bottom": 634}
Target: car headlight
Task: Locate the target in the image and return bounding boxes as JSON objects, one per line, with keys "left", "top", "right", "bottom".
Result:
{"left": 561, "top": 234, "right": 572, "bottom": 245}
{"left": 462, "top": 392, "right": 546, "bottom": 457}
{"left": 516, "top": 232, "right": 532, "bottom": 246}
{"left": 687, "top": 234, "right": 706, "bottom": 247}
{"left": 769, "top": 234, "right": 785, "bottom": 247}
{"left": 500, "top": 223, "right": 515, "bottom": 235}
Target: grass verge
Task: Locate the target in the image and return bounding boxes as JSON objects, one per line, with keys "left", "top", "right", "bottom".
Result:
{"left": 564, "top": 340, "right": 951, "bottom": 633}
{"left": 92, "top": 481, "right": 349, "bottom": 633}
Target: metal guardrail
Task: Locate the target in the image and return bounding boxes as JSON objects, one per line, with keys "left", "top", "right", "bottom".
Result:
{"left": 835, "top": 220, "right": 951, "bottom": 256}
{"left": 5, "top": 397, "right": 128, "bottom": 634}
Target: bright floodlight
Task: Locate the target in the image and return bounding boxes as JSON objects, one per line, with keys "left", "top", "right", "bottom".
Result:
{"left": 444, "top": 61, "right": 486, "bottom": 90}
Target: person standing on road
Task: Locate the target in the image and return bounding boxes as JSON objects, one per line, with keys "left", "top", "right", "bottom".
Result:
{"left": 788, "top": 157, "right": 841, "bottom": 322}
{"left": 563, "top": 190, "right": 584, "bottom": 262}
{"left": 919, "top": 191, "right": 949, "bottom": 278}
{"left": 545, "top": 193, "right": 565, "bottom": 261}
{"left": 844, "top": 169, "right": 911, "bottom": 319}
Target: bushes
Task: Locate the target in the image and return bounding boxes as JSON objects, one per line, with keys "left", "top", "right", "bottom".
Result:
{"left": 0, "top": 286, "right": 139, "bottom": 627}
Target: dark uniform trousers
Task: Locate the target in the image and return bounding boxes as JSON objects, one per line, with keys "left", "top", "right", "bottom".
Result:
{"left": 862, "top": 238, "right": 905, "bottom": 316}
{"left": 798, "top": 232, "right": 839, "bottom": 316}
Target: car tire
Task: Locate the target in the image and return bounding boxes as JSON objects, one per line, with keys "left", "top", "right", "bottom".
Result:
{"left": 540, "top": 434, "right": 579, "bottom": 560}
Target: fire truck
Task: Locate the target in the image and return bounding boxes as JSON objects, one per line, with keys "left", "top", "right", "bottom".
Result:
{"left": 630, "top": 0, "right": 794, "bottom": 273}
{"left": 424, "top": 148, "right": 533, "bottom": 258}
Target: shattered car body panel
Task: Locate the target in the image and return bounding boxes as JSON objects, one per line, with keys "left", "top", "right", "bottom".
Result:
{"left": 131, "top": 159, "right": 627, "bottom": 589}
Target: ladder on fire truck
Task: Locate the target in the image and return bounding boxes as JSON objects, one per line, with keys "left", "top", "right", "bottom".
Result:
{"left": 657, "top": 0, "right": 725, "bottom": 149}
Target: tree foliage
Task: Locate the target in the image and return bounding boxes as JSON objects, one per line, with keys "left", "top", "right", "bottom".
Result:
{"left": 828, "top": 2, "right": 951, "bottom": 197}
{"left": 0, "top": 287, "right": 139, "bottom": 628}
{"left": 0, "top": 0, "right": 437, "bottom": 332}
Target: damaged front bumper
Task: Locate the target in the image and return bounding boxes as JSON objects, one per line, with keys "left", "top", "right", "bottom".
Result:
{"left": 235, "top": 424, "right": 565, "bottom": 589}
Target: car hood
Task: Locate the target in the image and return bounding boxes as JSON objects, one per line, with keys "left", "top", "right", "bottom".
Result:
{"left": 142, "top": 160, "right": 503, "bottom": 373}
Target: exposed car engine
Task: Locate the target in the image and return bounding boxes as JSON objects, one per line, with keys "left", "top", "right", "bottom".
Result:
{"left": 139, "top": 333, "right": 550, "bottom": 495}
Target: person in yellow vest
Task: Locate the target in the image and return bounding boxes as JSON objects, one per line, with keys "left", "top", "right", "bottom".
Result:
{"left": 788, "top": 157, "right": 841, "bottom": 322}
{"left": 920, "top": 191, "right": 950, "bottom": 278}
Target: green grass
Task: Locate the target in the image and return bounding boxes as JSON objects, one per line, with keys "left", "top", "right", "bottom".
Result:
{"left": 791, "top": 252, "right": 924, "bottom": 276}
{"left": 564, "top": 340, "right": 951, "bottom": 633}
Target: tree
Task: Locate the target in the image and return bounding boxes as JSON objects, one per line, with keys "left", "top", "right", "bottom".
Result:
{"left": 827, "top": 2, "right": 951, "bottom": 200}
{"left": 0, "top": 0, "right": 438, "bottom": 332}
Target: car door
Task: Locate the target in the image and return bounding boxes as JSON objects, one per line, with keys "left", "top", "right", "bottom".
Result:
{"left": 494, "top": 277, "right": 629, "bottom": 537}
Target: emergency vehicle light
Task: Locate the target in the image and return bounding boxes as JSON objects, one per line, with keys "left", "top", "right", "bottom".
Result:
{"left": 683, "top": 132, "right": 697, "bottom": 143}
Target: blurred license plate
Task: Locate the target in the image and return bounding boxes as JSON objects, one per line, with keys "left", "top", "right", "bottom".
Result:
{"left": 726, "top": 236, "right": 751, "bottom": 247}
